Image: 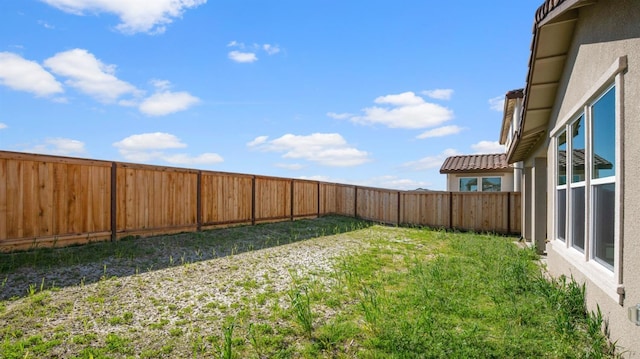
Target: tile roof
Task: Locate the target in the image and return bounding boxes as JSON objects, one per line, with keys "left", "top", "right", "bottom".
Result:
{"left": 558, "top": 150, "right": 613, "bottom": 169}
{"left": 439, "top": 153, "right": 510, "bottom": 174}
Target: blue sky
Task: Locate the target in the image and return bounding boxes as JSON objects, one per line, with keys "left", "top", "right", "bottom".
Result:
{"left": 0, "top": 0, "right": 540, "bottom": 190}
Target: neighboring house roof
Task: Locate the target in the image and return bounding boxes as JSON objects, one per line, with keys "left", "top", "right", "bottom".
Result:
{"left": 557, "top": 149, "right": 614, "bottom": 170}
{"left": 506, "top": 0, "right": 595, "bottom": 163}
{"left": 499, "top": 89, "right": 524, "bottom": 145}
{"left": 439, "top": 153, "right": 510, "bottom": 174}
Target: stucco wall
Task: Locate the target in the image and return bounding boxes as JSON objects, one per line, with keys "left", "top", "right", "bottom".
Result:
{"left": 445, "top": 171, "right": 514, "bottom": 192}
{"left": 544, "top": 0, "right": 640, "bottom": 356}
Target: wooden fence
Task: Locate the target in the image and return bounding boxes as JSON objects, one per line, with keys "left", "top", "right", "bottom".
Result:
{"left": 0, "top": 151, "right": 521, "bottom": 251}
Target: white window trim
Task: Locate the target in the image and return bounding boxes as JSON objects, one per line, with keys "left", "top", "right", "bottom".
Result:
{"left": 548, "top": 56, "right": 626, "bottom": 303}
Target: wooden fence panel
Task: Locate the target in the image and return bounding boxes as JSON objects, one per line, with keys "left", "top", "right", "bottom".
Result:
{"left": 510, "top": 192, "right": 522, "bottom": 234}
{"left": 254, "top": 177, "right": 291, "bottom": 222}
{"left": 401, "top": 191, "right": 450, "bottom": 228}
{"left": 201, "top": 172, "right": 253, "bottom": 226}
{"left": 293, "top": 180, "right": 319, "bottom": 218}
{"left": 450, "top": 192, "right": 517, "bottom": 234}
{"left": 320, "top": 183, "right": 356, "bottom": 216}
{"left": 0, "top": 150, "right": 523, "bottom": 252}
{"left": 115, "top": 164, "right": 198, "bottom": 237}
{"left": 356, "top": 187, "right": 398, "bottom": 224}
{"left": 0, "top": 152, "right": 112, "bottom": 251}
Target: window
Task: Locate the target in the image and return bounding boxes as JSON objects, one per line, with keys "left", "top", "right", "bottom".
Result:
{"left": 553, "top": 85, "right": 617, "bottom": 271}
{"left": 459, "top": 177, "right": 503, "bottom": 192}
{"left": 556, "top": 131, "right": 567, "bottom": 242}
{"left": 570, "top": 116, "right": 586, "bottom": 252}
{"left": 482, "top": 177, "right": 501, "bottom": 192}
{"left": 459, "top": 178, "right": 477, "bottom": 192}
{"left": 591, "top": 88, "right": 616, "bottom": 269}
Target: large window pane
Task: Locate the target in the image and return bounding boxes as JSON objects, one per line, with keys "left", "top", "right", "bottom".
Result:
{"left": 459, "top": 178, "right": 477, "bottom": 192}
{"left": 571, "top": 186, "right": 585, "bottom": 251}
{"left": 592, "top": 88, "right": 615, "bottom": 179}
{"left": 557, "top": 189, "right": 566, "bottom": 241}
{"left": 557, "top": 132, "right": 567, "bottom": 185}
{"left": 593, "top": 183, "right": 615, "bottom": 268}
{"left": 571, "top": 116, "right": 585, "bottom": 182}
{"left": 482, "top": 177, "right": 501, "bottom": 192}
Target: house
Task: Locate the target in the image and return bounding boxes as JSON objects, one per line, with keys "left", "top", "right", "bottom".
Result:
{"left": 439, "top": 153, "right": 516, "bottom": 192}
{"left": 502, "top": 0, "right": 640, "bottom": 355}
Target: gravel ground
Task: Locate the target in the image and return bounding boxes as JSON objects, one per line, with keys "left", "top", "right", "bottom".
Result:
{"left": 0, "top": 217, "right": 373, "bottom": 357}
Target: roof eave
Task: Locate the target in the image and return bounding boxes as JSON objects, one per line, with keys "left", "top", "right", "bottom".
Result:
{"left": 507, "top": 0, "right": 596, "bottom": 164}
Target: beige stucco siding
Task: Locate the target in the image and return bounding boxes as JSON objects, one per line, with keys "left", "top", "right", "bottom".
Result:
{"left": 544, "top": 0, "right": 640, "bottom": 356}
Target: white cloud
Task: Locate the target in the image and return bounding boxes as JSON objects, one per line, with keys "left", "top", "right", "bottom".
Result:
{"left": 228, "top": 51, "right": 258, "bottom": 63}
{"left": 44, "top": 49, "right": 140, "bottom": 103}
{"left": 374, "top": 92, "right": 425, "bottom": 106}
{"left": 488, "top": 95, "right": 505, "bottom": 112}
{"left": 247, "top": 136, "right": 268, "bottom": 147}
{"left": 401, "top": 148, "right": 460, "bottom": 171}
{"left": 113, "top": 132, "right": 223, "bottom": 165}
{"left": 114, "top": 132, "right": 186, "bottom": 151}
{"left": 0, "top": 123, "right": 7, "bottom": 130}
{"left": 416, "top": 125, "right": 464, "bottom": 139}
{"left": 263, "top": 44, "right": 280, "bottom": 55}
{"left": 41, "top": 0, "right": 207, "bottom": 34}
{"left": 361, "top": 175, "right": 432, "bottom": 191}
{"left": 326, "top": 112, "right": 353, "bottom": 120}
{"left": 164, "top": 153, "right": 223, "bottom": 165}
{"left": 343, "top": 91, "right": 454, "bottom": 129}
{"left": 227, "top": 41, "right": 281, "bottom": 62}
{"left": 275, "top": 163, "right": 305, "bottom": 170}
{"left": 471, "top": 140, "right": 504, "bottom": 153}
{"left": 0, "top": 52, "right": 63, "bottom": 97}
{"left": 150, "top": 79, "right": 171, "bottom": 91}
{"left": 38, "top": 20, "right": 55, "bottom": 29}
{"left": 422, "top": 89, "right": 454, "bottom": 100}
{"left": 139, "top": 90, "right": 200, "bottom": 116}
{"left": 250, "top": 133, "right": 370, "bottom": 167}
{"left": 26, "top": 138, "right": 86, "bottom": 156}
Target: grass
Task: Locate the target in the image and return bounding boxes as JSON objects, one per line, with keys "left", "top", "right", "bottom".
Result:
{"left": 0, "top": 216, "right": 621, "bottom": 358}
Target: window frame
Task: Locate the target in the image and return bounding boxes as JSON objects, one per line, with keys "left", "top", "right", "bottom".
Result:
{"left": 548, "top": 56, "right": 625, "bottom": 302}
{"left": 459, "top": 177, "right": 478, "bottom": 192}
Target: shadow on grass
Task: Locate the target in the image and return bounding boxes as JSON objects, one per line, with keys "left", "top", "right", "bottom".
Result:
{"left": 0, "top": 215, "right": 372, "bottom": 301}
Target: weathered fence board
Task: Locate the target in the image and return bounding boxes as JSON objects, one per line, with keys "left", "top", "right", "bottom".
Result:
{"left": 0, "top": 152, "right": 112, "bottom": 250}
{"left": 0, "top": 150, "right": 522, "bottom": 252}
{"left": 254, "top": 176, "right": 291, "bottom": 222}
{"left": 292, "top": 180, "right": 319, "bottom": 218}
{"left": 115, "top": 163, "right": 198, "bottom": 238}
{"left": 201, "top": 172, "right": 253, "bottom": 227}
{"left": 320, "top": 183, "right": 356, "bottom": 216}
{"left": 401, "top": 191, "right": 450, "bottom": 228}
{"left": 356, "top": 187, "right": 399, "bottom": 224}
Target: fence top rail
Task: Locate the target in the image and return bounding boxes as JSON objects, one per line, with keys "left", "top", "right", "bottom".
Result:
{"left": 0, "top": 151, "right": 521, "bottom": 199}
{"left": 116, "top": 161, "right": 201, "bottom": 173}
{"left": 0, "top": 150, "right": 113, "bottom": 167}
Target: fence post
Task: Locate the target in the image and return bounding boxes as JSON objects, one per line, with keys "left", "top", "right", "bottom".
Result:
{"left": 317, "top": 181, "right": 321, "bottom": 217}
{"left": 251, "top": 176, "right": 256, "bottom": 225}
{"left": 111, "top": 162, "right": 117, "bottom": 241}
{"left": 196, "top": 171, "right": 202, "bottom": 232}
{"left": 507, "top": 192, "right": 512, "bottom": 235}
{"left": 448, "top": 191, "right": 453, "bottom": 230}
{"left": 354, "top": 186, "right": 358, "bottom": 218}
{"left": 290, "top": 179, "right": 294, "bottom": 221}
{"left": 397, "top": 191, "right": 401, "bottom": 225}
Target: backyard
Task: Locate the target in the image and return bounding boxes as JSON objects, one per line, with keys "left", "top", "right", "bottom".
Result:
{"left": 0, "top": 216, "right": 619, "bottom": 358}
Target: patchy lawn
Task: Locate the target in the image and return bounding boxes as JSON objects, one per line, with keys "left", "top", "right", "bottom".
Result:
{"left": 0, "top": 216, "right": 620, "bottom": 358}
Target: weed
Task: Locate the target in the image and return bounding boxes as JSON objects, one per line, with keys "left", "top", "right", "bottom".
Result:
{"left": 288, "top": 285, "right": 313, "bottom": 337}
{"left": 219, "top": 319, "right": 235, "bottom": 359}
